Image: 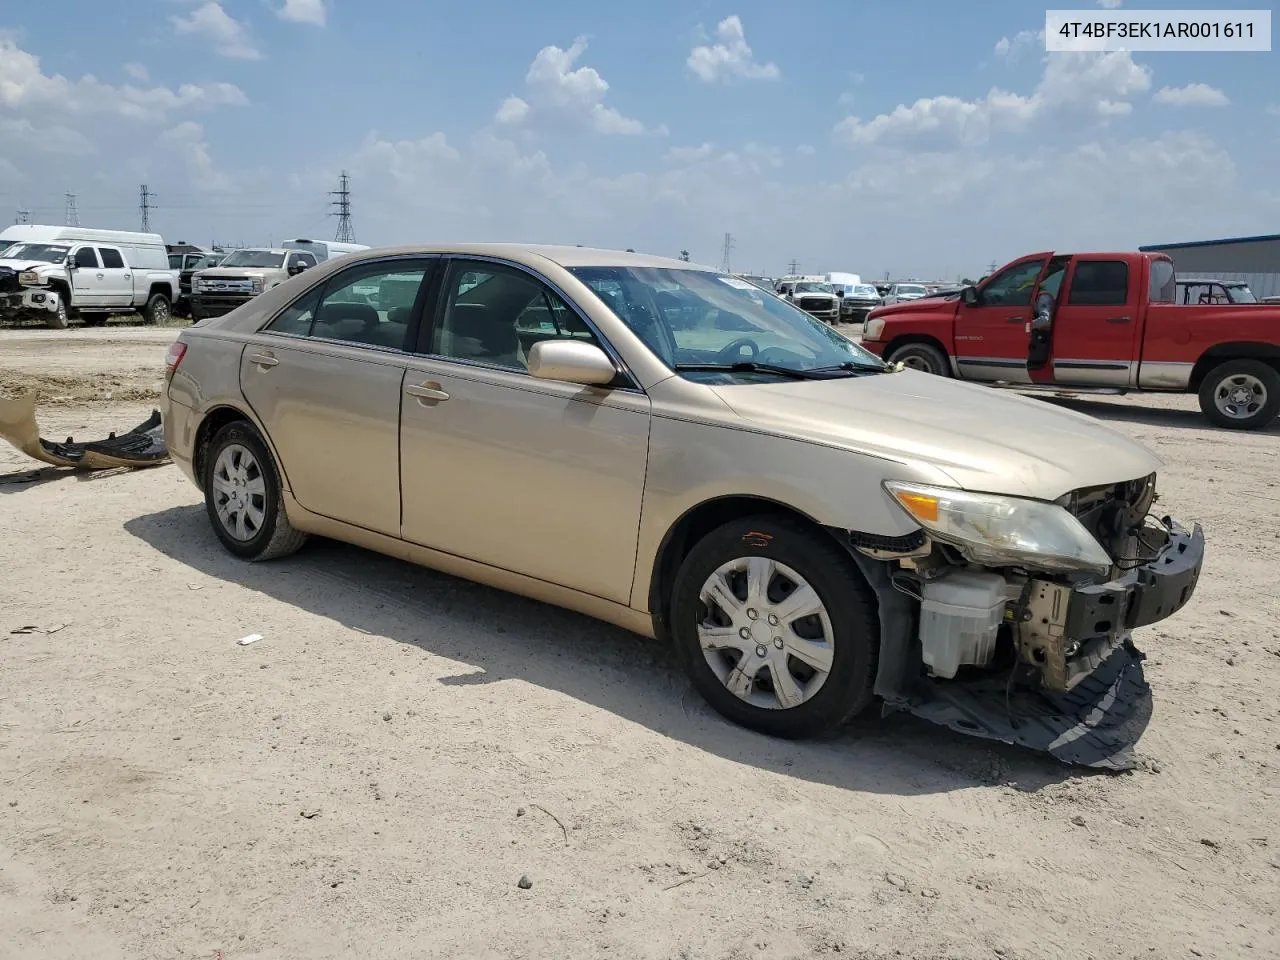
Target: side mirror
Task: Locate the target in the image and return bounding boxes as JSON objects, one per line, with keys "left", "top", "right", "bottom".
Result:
{"left": 961, "top": 285, "right": 979, "bottom": 306}
{"left": 528, "top": 340, "right": 617, "bottom": 386}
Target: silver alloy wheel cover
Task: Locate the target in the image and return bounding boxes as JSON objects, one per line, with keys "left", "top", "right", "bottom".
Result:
{"left": 696, "top": 556, "right": 836, "bottom": 710}
{"left": 211, "top": 442, "right": 268, "bottom": 541}
{"left": 899, "top": 353, "right": 933, "bottom": 372}
{"left": 153, "top": 297, "right": 169, "bottom": 322}
{"left": 1214, "top": 372, "right": 1267, "bottom": 420}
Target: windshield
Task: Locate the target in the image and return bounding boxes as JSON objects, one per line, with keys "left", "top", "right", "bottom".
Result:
{"left": 896, "top": 284, "right": 927, "bottom": 296}
{"left": 220, "top": 250, "right": 285, "bottom": 268}
{"left": 4, "top": 243, "right": 70, "bottom": 264}
{"left": 1227, "top": 284, "right": 1258, "bottom": 304}
{"left": 568, "top": 266, "right": 885, "bottom": 381}
{"left": 794, "top": 282, "right": 834, "bottom": 294}
{"left": 853, "top": 284, "right": 880, "bottom": 297}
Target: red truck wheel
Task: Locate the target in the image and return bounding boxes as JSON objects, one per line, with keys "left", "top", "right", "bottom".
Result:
{"left": 1198, "top": 360, "right": 1280, "bottom": 430}
{"left": 887, "top": 342, "right": 950, "bottom": 376}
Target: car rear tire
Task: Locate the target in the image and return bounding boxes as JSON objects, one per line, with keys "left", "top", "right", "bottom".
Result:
{"left": 1198, "top": 359, "right": 1280, "bottom": 430}
{"left": 669, "top": 515, "right": 879, "bottom": 739}
{"left": 887, "top": 342, "right": 950, "bottom": 376}
{"left": 203, "top": 421, "right": 308, "bottom": 561}
{"left": 141, "top": 293, "right": 171, "bottom": 326}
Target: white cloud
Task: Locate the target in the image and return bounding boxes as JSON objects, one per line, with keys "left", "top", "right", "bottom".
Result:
{"left": 994, "top": 30, "right": 1042, "bottom": 59}
{"left": 171, "top": 2, "right": 262, "bottom": 60}
{"left": 494, "top": 38, "right": 646, "bottom": 135}
{"left": 687, "top": 16, "right": 779, "bottom": 83}
{"left": 1267, "top": 104, "right": 1280, "bottom": 117}
{"left": 276, "top": 0, "right": 327, "bottom": 26}
{"left": 666, "top": 143, "right": 715, "bottom": 162}
{"left": 0, "top": 39, "right": 248, "bottom": 120}
{"left": 1096, "top": 0, "right": 1123, "bottom": 7}
{"left": 796, "top": 144, "right": 816, "bottom": 156}
{"left": 123, "top": 62, "right": 149, "bottom": 82}
{"left": 0, "top": 117, "right": 95, "bottom": 156}
{"left": 158, "top": 121, "right": 231, "bottom": 191}
{"left": 836, "top": 50, "right": 1150, "bottom": 148}
{"left": 1153, "top": 83, "right": 1230, "bottom": 107}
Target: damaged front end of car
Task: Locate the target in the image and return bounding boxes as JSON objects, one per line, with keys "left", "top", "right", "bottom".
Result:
{"left": 847, "top": 473, "right": 1203, "bottom": 770}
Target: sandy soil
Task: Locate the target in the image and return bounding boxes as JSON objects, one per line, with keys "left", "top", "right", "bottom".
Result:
{"left": 1, "top": 332, "right": 1278, "bottom": 960}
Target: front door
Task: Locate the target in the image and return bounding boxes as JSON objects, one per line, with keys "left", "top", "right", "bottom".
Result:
{"left": 95, "top": 247, "right": 133, "bottom": 306}
{"left": 67, "top": 246, "right": 106, "bottom": 307}
{"left": 1040, "top": 257, "right": 1139, "bottom": 388}
{"left": 952, "top": 253, "right": 1050, "bottom": 383}
{"left": 399, "top": 258, "right": 650, "bottom": 604}
{"left": 238, "top": 255, "right": 436, "bottom": 537}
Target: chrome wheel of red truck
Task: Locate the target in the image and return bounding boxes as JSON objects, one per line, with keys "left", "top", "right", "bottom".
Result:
{"left": 1198, "top": 360, "right": 1280, "bottom": 430}
{"left": 887, "top": 342, "right": 950, "bottom": 376}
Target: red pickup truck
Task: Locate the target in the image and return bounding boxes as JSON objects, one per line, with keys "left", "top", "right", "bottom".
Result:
{"left": 860, "top": 250, "right": 1280, "bottom": 430}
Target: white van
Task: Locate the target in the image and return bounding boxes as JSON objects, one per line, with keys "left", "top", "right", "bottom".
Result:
{"left": 281, "top": 238, "right": 370, "bottom": 262}
{"left": 0, "top": 224, "right": 178, "bottom": 328}
{"left": 824, "top": 271, "right": 863, "bottom": 297}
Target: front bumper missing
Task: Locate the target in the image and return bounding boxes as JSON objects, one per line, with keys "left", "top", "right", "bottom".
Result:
{"left": 900, "top": 518, "right": 1204, "bottom": 770}
{"left": 0, "top": 393, "right": 168, "bottom": 470}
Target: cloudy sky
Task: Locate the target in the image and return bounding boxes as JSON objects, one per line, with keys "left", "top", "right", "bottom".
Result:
{"left": 1, "top": 0, "right": 1276, "bottom": 279}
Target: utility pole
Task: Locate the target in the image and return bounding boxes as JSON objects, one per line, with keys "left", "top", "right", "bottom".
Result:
{"left": 330, "top": 171, "right": 355, "bottom": 243}
{"left": 64, "top": 193, "right": 79, "bottom": 227}
{"left": 720, "top": 233, "right": 734, "bottom": 274}
{"left": 787, "top": 259, "right": 799, "bottom": 276}
{"left": 139, "top": 184, "right": 154, "bottom": 232}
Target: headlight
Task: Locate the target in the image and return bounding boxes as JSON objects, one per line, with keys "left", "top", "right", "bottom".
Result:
{"left": 18, "top": 270, "right": 40, "bottom": 286}
{"left": 864, "top": 317, "right": 885, "bottom": 340}
{"left": 251, "top": 277, "right": 264, "bottom": 293}
{"left": 884, "top": 481, "right": 1112, "bottom": 575}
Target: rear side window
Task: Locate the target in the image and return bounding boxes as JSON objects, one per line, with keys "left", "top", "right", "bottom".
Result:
{"left": 1149, "top": 259, "right": 1176, "bottom": 304}
{"left": 99, "top": 248, "right": 125, "bottom": 268}
{"left": 1068, "top": 260, "right": 1129, "bottom": 306}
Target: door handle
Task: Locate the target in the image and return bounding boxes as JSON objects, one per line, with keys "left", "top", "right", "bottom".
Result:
{"left": 123, "top": 274, "right": 131, "bottom": 280}
{"left": 1105, "top": 316, "right": 1131, "bottom": 324}
{"left": 96, "top": 273, "right": 104, "bottom": 279}
{"left": 1006, "top": 315, "right": 1024, "bottom": 323}
{"left": 247, "top": 352, "right": 278, "bottom": 368}
{"left": 405, "top": 382, "right": 450, "bottom": 403}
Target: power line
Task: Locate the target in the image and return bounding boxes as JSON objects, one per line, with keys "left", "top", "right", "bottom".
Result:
{"left": 720, "top": 232, "right": 734, "bottom": 273}
{"left": 330, "top": 171, "right": 354, "bottom": 243}
{"left": 140, "top": 184, "right": 155, "bottom": 232}
{"left": 64, "top": 193, "right": 79, "bottom": 227}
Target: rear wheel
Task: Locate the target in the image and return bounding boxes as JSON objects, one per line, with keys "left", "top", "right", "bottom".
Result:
{"left": 887, "top": 341, "right": 950, "bottom": 376}
{"left": 1198, "top": 359, "right": 1280, "bottom": 430}
{"left": 141, "top": 293, "right": 171, "bottom": 326}
{"left": 669, "top": 515, "right": 879, "bottom": 738}
{"left": 203, "top": 421, "right": 307, "bottom": 561}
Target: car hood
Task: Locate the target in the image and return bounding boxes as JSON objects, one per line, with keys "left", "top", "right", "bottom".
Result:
{"left": 709, "top": 370, "right": 1162, "bottom": 500}
{"left": 870, "top": 296, "right": 959, "bottom": 319}
{"left": 196, "top": 267, "right": 279, "bottom": 278}
{"left": 0, "top": 259, "right": 58, "bottom": 272}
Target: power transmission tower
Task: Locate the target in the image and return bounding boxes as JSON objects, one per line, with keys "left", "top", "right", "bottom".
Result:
{"left": 140, "top": 184, "right": 155, "bottom": 232}
{"left": 720, "top": 233, "right": 734, "bottom": 273}
{"left": 14, "top": 207, "right": 30, "bottom": 224}
{"left": 787, "top": 259, "right": 799, "bottom": 276}
{"left": 64, "top": 193, "right": 79, "bottom": 227}
{"left": 330, "top": 171, "right": 355, "bottom": 243}
{"left": 679, "top": 249, "right": 690, "bottom": 262}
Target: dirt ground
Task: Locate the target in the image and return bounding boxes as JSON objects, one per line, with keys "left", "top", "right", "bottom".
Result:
{"left": 1, "top": 328, "right": 1278, "bottom": 960}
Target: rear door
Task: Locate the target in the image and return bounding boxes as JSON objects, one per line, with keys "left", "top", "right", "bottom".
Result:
{"left": 237, "top": 255, "right": 437, "bottom": 537}
{"left": 96, "top": 247, "right": 133, "bottom": 306}
{"left": 952, "top": 253, "right": 1050, "bottom": 383}
{"left": 1041, "top": 258, "right": 1139, "bottom": 387}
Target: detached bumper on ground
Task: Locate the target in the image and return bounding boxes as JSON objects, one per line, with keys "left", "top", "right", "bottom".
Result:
{"left": 0, "top": 393, "right": 168, "bottom": 470}
{"left": 904, "top": 519, "right": 1204, "bottom": 770}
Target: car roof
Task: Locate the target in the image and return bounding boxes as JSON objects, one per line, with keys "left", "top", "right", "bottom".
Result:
{"left": 331, "top": 243, "right": 712, "bottom": 272}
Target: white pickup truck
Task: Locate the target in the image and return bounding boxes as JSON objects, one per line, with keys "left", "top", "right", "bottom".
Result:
{"left": 0, "top": 225, "right": 179, "bottom": 329}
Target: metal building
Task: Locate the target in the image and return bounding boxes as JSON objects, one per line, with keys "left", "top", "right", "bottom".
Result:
{"left": 1139, "top": 233, "right": 1280, "bottom": 301}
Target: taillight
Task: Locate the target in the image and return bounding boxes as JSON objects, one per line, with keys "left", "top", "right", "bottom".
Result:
{"left": 165, "top": 340, "right": 187, "bottom": 379}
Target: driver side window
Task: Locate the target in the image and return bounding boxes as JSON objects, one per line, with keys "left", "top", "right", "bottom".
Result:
{"left": 979, "top": 260, "right": 1046, "bottom": 307}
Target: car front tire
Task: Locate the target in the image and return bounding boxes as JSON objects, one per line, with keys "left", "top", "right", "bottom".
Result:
{"left": 886, "top": 342, "right": 950, "bottom": 376}
{"left": 203, "top": 421, "right": 308, "bottom": 561}
{"left": 669, "top": 515, "right": 879, "bottom": 739}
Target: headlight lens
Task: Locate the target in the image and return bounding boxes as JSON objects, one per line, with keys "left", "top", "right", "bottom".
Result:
{"left": 251, "top": 277, "right": 264, "bottom": 293}
{"left": 18, "top": 270, "right": 40, "bottom": 285}
{"left": 884, "top": 481, "right": 1112, "bottom": 574}
{"left": 864, "top": 317, "right": 885, "bottom": 340}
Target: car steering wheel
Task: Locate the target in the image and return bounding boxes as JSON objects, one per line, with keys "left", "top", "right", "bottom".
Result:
{"left": 717, "top": 338, "right": 759, "bottom": 362}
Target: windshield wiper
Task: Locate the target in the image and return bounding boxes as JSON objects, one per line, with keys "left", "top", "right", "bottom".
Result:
{"left": 807, "top": 360, "right": 890, "bottom": 374}
{"left": 672, "top": 362, "right": 832, "bottom": 380}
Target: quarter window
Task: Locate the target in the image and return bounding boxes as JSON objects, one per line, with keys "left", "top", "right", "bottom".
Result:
{"left": 433, "top": 262, "right": 601, "bottom": 371}
{"left": 1148, "top": 259, "right": 1176, "bottom": 303}
{"left": 979, "top": 259, "right": 1046, "bottom": 307}
{"left": 1067, "top": 260, "right": 1129, "bottom": 307}
{"left": 98, "top": 248, "right": 125, "bottom": 268}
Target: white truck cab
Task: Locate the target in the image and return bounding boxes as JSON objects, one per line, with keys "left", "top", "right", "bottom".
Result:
{"left": 0, "top": 225, "right": 178, "bottom": 328}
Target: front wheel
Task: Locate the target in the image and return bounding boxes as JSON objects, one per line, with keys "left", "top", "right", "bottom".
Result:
{"left": 886, "top": 342, "right": 950, "bottom": 376}
{"left": 669, "top": 515, "right": 879, "bottom": 738}
{"left": 203, "top": 421, "right": 308, "bottom": 561}
{"left": 141, "top": 293, "right": 171, "bottom": 325}
{"left": 1198, "top": 359, "right": 1280, "bottom": 430}
{"left": 46, "top": 295, "right": 69, "bottom": 330}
